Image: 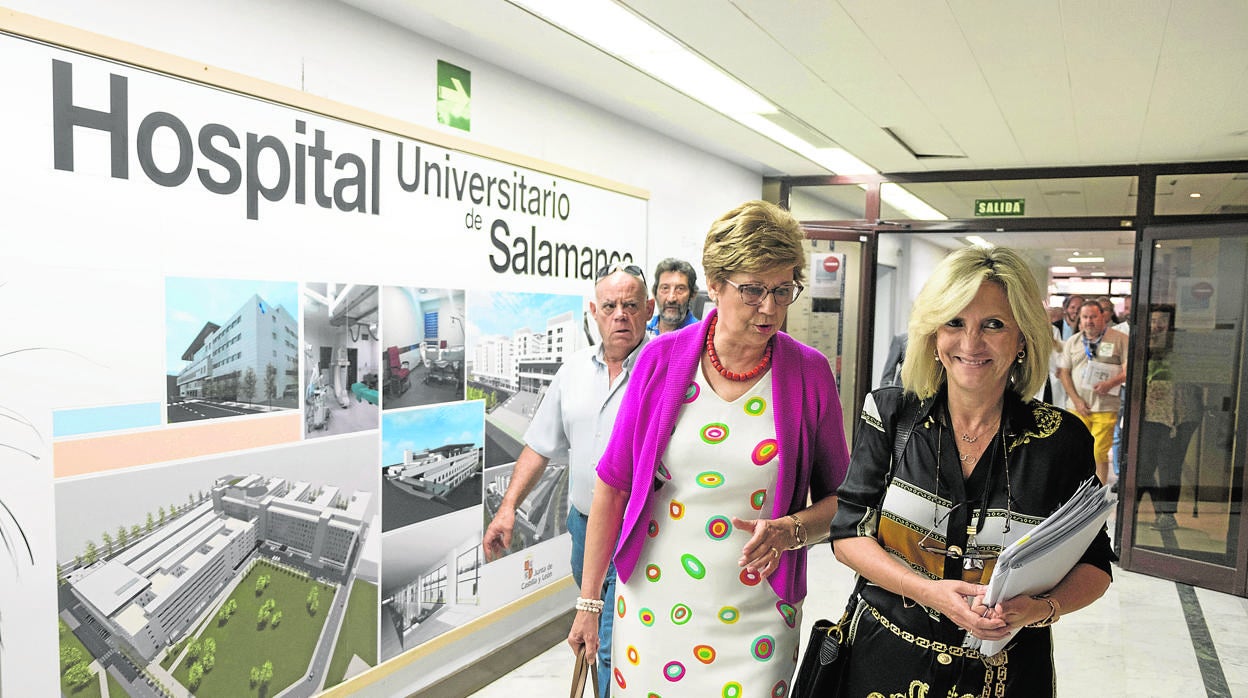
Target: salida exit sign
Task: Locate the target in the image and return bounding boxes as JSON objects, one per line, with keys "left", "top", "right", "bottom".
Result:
{"left": 974, "top": 198, "right": 1025, "bottom": 216}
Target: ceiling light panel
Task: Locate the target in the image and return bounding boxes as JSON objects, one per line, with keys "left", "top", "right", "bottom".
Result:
{"left": 881, "top": 183, "right": 948, "bottom": 220}
{"left": 512, "top": 0, "right": 774, "bottom": 115}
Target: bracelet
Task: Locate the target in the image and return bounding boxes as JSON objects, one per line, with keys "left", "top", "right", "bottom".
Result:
{"left": 575, "top": 597, "right": 604, "bottom": 614}
{"left": 786, "top": 514, "right": 808, "bottom": 550}
{"left": 1025, "top": 594, "right": 1061, "bottom": 628}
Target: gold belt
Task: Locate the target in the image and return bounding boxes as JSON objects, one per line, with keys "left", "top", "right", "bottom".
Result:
{"left": 863, "top": 602, "right": 1009, "bottom": 698}
{"left": 866, "top": 604, "right": 986, "bottom": 661}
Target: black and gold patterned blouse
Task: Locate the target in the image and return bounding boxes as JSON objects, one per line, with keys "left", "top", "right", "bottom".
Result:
{"left": 827, "top": 387, "right": 1116, "bottom": 697}
{"left": 831, "top": 385, "right": 1115, "bottom": 617}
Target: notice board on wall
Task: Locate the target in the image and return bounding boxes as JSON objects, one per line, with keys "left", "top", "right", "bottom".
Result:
{"left": 0, "top": 12, "right": 646, "bottom": 697}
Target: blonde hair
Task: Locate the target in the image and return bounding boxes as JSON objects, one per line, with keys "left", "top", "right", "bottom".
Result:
{"left": 702, "top": 200, "right": 807, "bottom": 287}
{"left": 901, "top": 246, "right": 1051, "bottom": 400}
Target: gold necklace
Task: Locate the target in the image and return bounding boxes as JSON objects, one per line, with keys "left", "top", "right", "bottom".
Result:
{"left": 957, "top": 422, "right": 1000, "bottom": 464}
{"left": 958, "top": 419, "right": 1000, "bottom": 445}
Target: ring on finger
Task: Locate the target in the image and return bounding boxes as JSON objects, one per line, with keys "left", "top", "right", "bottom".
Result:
{"left": 770, "top": 547, "right": 779, "bottom": 560}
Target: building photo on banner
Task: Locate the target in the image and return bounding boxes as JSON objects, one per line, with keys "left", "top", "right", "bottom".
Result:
{"left": 0, "top": 22, "right": 646, "bottom": 698}
{"left": 302, "top": 283, "right": 382, "bottom": 438}
{"left": 472, "top": 291, "right": 589, "bottom": 559}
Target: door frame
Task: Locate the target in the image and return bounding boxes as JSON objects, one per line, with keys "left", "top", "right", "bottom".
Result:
{"left": 1117, "top": 221, "right": 1248, "bottom": 595}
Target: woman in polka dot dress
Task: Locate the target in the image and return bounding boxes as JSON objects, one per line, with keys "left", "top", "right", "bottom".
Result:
{"left": 568, "top": 201, "right": 851, "bottom": 696}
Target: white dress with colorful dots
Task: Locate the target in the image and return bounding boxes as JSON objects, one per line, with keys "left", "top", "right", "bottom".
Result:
{"left": 611, "top": 367, "right": 800, "bottom": 697}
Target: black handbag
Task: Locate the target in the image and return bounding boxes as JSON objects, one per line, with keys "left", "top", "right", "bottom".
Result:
{"left": 794, "top": 391, "right": 923, "bottom": 698}
{"left": 792, "top": 611, "right": 851, "bottom": 697}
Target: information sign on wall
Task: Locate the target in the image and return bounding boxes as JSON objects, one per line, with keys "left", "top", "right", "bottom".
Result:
{"left": 437, "top": 60, "right": 472, "bottom": 131}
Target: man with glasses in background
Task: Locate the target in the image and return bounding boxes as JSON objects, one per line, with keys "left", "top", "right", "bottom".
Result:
{"left": 646, "top": 257, "right": 700, "bottom": 335}
{"left": 483, "top": 261, "right": 652, "bottom": 695}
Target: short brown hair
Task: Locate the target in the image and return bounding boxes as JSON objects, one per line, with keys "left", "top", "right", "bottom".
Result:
{"left": 701, "top": 200, "right": 806, "bottom": 287}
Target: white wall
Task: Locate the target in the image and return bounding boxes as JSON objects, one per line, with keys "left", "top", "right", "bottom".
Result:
{"left": 5, "top": 0, "right": 761, "bottom": 281}
{"left": 877, "top": 234, "right": 903, "bottom": 268}
{"left": 867, "top": 236, "right": 952, "bottom": 383}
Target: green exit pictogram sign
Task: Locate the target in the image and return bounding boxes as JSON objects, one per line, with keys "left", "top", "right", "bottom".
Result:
{"left": 437, "top": 60, "right": 471, "bottom": 132}
{"left": 974, "top": 198, "right": 1025, "bottom": 216}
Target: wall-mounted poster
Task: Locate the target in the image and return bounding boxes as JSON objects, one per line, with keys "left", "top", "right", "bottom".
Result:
{"left": 0, "top": 20, "right": 644, "bottom": 698}
{"left": 466, "top": 291, "right": 587, "bottom": 469}
{"left": 809, "top": 252, "right": 846, "bottom": 301}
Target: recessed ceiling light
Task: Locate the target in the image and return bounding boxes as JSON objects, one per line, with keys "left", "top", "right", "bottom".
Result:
{"left": 1190, "top": 192, "right": 1202, "bottom": 198}
{"left": 1067, "top": 257, "right": 1105, "bottom": 264}
{"left": 1050, "top": 266, "right": 1078, "bottom": 274}
{"left": 1089, "top": 272, "right": 1107, "bottom": 277}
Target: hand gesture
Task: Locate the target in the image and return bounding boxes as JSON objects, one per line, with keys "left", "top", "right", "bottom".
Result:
{"left": 730, "top": 516, "right": 788, "bottom": 579}
{"left": 483, "top": 508, "right": 515, "bottom": 562}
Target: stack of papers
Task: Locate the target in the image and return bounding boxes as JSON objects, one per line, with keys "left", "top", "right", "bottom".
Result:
{"left": 969, "top": 476, "right": 1116, "bottom": 657}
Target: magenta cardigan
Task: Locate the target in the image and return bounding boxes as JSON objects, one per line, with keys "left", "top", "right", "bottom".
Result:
{"left": 596, "top": 307, "right": 850, "bottom": 603}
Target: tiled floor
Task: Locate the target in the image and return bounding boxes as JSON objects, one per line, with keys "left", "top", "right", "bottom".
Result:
{"left": 469, "top": 544, "right": 1248, "bottom": 697}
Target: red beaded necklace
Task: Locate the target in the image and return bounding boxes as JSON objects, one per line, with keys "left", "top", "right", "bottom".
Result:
{"left": 705, "top": 314, "right": 773, "bottom": 382}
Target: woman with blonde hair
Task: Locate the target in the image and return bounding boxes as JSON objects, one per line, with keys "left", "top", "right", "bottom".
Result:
{"left": 830, "top": 245, "right": 1115, "bottom": 696}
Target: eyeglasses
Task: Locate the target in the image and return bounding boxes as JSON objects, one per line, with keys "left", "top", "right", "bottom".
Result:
{"left": 918, "top": 537, "right": 1001, "bottom": 565}
{"left": 915, "top": 502, "right": 1002, "bottom": 571}
{"left": 596, "top": 262, "right": 645, "bottom": 283}
{"left": 724, "top": 279, "right": 804, "bottom": 306}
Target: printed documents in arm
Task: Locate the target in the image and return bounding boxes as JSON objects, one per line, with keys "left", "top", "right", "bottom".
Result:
{"left": 971, "top": 476, "right": 1115, "bottom": 657}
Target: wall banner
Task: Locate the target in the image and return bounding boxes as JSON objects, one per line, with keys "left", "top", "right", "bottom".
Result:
{"left": 0, "top": 22, "right": 645, "bottom": 698}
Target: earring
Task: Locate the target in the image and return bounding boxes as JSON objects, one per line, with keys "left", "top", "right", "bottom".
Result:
{"left": 1016, "top": 349, "right": 1026, "bottom": 364}
{"left": 933, "top": 349, "right": 941, "bottom": 363}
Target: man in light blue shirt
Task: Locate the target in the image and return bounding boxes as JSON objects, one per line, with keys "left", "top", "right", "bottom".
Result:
{"left": 483, "top": 262, "right": 652, "bottom": 694}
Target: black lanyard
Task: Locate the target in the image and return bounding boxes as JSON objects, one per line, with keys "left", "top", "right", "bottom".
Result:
{"left": 936, "top": 410, "right": 1002, "bottom": 578}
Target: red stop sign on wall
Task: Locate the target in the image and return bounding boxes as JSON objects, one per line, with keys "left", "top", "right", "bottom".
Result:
{"left": 823, "top": 256, "right": 840, "bottom": 273}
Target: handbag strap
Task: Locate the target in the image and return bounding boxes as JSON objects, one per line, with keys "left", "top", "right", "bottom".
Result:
{"left": 845, "top": 391, "right": 924, "bottom": 610}
{"left": 570, "top": 645, "right": 600, "bottom": 698}
{"left": 890, "top": 391, "right": 923, "bottom": 477}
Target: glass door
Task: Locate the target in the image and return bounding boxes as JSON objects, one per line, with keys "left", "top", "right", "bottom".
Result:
{"left": 1120, "top": 223, "right": 1248, "bottom": 595}
{"left": 784, "top": 228, "right": 869, "bottom": 440}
